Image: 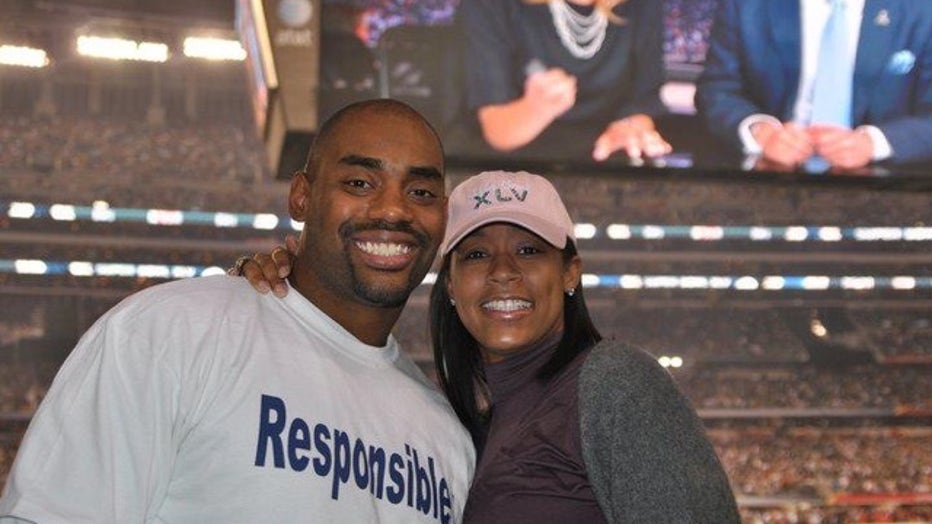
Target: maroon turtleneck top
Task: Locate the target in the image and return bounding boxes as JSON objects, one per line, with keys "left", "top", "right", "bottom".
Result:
{"left": 461, "top": 334, "right": 606, "bottom": 523}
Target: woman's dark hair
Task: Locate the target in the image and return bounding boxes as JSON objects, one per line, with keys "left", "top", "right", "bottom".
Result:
{"left": 429, "top": 239, "right": 602, "bottom": 442}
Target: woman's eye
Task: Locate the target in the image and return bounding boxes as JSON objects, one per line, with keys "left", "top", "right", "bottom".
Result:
{"left": 517, "top": 245, "right": 542, "bottom": 255}
{"left": 463, "top": 250, "right": 487, "bottom": 260}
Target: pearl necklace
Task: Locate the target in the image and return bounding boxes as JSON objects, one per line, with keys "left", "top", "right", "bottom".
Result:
{"left": 548, "top": 0, "right": 608, "bottom": 60}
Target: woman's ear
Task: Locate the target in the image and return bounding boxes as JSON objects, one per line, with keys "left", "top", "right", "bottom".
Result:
{"left": 564, "top": 254, "right": 582, "bottom": 293}
{"left": 445, "top": 273, "right": 455, "bottom": 304}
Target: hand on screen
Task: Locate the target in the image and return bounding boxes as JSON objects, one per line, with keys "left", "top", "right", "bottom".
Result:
{"left": 523, "top": 68, "right": 577, "bottom": 121}
{"left": 809, "top": 125, "right": 874, "bottom": 170}
{"left": 755, "top": 121, "right": 814, "bottom": 167}
{"left": 592, "top": 114, "right": 671, "bottom": 162}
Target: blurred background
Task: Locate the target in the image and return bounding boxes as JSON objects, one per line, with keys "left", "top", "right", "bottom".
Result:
{"left": 0, "top": 1, "right": 929, "bottom": 522}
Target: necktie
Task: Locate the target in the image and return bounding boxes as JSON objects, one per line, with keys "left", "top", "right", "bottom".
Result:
{"left": 806, "top": 0, "right": 853, "bottom": 172}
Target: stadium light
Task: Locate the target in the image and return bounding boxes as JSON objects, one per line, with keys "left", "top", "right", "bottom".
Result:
{"left": 68, "top": 261, "right": 95, "bottom": 277}
{"left": 785, "top": 226, "right": 809, "bottom": 242}
{"left": 890, "top": 276, "right": 917, "bottom": 290}
{"left": 619, "top": 275, "right": 643, "bottom": 289}
{"left": 734, "top": 276, "right": 759, "bottom": 291}
{"left": 642, "top": 225, "right": 665, "bottom": 240}
{"left": 817, "top": 227, "right": 843, "bottom": 242}
{"left": 214, "top": 212, "right": 238, "bottom": 228}
{"left": 15, "top": 259, "right": 48, "bottom": 275}
{"left": 0, "top": 45, "right": 50, "bottom": 68}
{"left": 657, "top": 356, "right": 683, "bottom": 368}
{"left": 762, "top": 276, "right": 786, "bottom": 290}
{"left": 91, "top": 201, "right": 116, "bottom": 223}
{"left": 690, "top": 225, "right": 724, "bottom": 241}
{"left": 183, "top": 37, "right": 247, "bottom": 61}
{"left": 172, "top": 266, "right": 199, "bottom": 279}
{"left": 904, "top": 227, "right": 932, "bottom": 241}
{"left": 253, "top": 213, "right": 280, "bottom": 230}
{"left": 8, "top": 202, "right": 36, "bottom": 219}
{"left": 801, "top": 276, "right": 831, "bottom": 290}
{"left": 606, "top": 224, "right": 631, "bottom": 240}
{"left": 77, "top": 35, "right": 169, "bottom": 63}
{"left": 574, "top": 223, "right": 597, "bottom": 240}
{"left": 50, "top": 204, "right": 77, "bottom": 221}
{"left": 810, "top": 319, "right": 827, "bottom": 338}
{"left": 749, "top": 226, "right": 773, "bottom": 241}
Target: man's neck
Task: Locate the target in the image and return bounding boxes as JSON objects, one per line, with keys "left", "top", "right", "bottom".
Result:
{"left": 288, "top": 270, "right": 404, "bottom": 347}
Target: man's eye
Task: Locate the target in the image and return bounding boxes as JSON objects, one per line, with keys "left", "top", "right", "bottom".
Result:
{"left": 410, "top": 188, "right": 437, "bottom": 199}
{"left": 346, "top": 179, "right": 372, "bottom": 190}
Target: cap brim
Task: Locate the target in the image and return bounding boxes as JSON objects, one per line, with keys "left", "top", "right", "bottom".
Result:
{"left": 441, "top": 210, "right": 568, "bottom": 256}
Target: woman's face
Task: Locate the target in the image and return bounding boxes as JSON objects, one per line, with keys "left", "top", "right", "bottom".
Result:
{"left": 447, "top": 223, "right": 581, "bottom": 363}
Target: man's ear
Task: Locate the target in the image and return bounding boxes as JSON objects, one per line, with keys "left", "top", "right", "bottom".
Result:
{"left": 288, "top": 171, "right": 309, "bottom": 220}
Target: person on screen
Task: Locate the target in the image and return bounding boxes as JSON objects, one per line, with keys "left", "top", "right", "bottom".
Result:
{"left": 458, "top": 0, "right": 672, "bottom": 163}
{"left": 0, "top": 99, "right": 475, "bottom": 523}
{"left": 695, "top": 0, "right": 932, "bottom": 171}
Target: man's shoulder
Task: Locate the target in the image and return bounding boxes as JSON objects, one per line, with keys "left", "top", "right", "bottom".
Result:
{"left": 110, "top": 275, "right": 252, "bottom": 320}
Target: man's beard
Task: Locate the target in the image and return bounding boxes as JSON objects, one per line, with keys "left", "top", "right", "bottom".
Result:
{"left": 339, "top": 219, "right": 432, "bottom": 308}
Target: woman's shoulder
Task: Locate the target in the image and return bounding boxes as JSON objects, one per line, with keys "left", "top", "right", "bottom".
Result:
{"left": 582, "top": 339, "right": 664, "bottom": 376}
{"left": 578, "top": 339, "right": 679, "bottom": 401}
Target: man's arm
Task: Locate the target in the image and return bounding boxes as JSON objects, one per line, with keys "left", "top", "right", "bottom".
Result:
{"left": 0, "top": 302, "right": 179, "bottom": 522}
{"left": 694, "top": 0, "right": 777, "bottom": 153}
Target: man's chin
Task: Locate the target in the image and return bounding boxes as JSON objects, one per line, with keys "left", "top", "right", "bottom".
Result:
{"left": 352, "top": 280, "right": 419, "bottom": 309}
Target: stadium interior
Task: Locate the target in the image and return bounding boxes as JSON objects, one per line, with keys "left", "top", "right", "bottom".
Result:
{"left": 0, "top": 0, "right": 929, "bottom": 522}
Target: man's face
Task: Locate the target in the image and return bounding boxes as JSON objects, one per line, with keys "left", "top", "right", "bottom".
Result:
{"left": 291, "top": 108, "right": 446, "bottom": 308}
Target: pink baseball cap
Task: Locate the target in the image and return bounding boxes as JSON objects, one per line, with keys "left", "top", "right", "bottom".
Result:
{"left": 440, "top": 170, "right": 576, "bottom": 256}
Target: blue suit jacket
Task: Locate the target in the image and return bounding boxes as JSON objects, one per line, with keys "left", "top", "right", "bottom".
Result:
{"left": 695, "top": 0, "right": 932, "bottom": 165}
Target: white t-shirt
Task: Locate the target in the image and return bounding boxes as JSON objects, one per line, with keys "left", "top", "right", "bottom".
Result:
{"left": 0, "top": 276, "right": 475, "bottom": 523}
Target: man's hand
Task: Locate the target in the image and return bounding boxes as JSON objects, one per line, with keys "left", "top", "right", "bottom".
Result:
{"left": 754, "top": 121, "right": 814, "bottom": 167}
{"left": 809, "top": 125, "right": 874, "bottom": 170}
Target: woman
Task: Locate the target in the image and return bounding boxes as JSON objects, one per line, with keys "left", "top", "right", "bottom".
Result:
{"left": 237, "top": 171, "right": 740, "bottom": 522}
{"left": 458, "top": 0, "right": 672, "bottom": 163}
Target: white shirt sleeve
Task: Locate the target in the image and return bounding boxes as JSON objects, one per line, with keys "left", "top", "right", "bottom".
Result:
{"left": 857, "top": 125, "right": 893, "bottom": 161}
{"left": 0, "top": 306, "right": 180, "bottom": 523}
{"left": 738, "top": 113, "right": 783, "bottom": 154}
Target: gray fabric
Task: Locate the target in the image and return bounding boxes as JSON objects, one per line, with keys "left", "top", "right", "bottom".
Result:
{"left": 578, "top": 340, "right": 741, "bottom": 523}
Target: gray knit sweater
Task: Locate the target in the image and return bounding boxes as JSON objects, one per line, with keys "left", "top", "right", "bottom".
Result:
{"left": 579, "top": 340, "right": 741, "bottom": 523}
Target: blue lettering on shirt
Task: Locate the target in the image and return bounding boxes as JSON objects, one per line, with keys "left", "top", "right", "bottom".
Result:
{"left": 254, "top": 394, "right": 454, "bottom": 523}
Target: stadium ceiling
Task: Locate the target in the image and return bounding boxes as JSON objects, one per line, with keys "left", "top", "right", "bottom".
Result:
{"left": 2, "top": 0, "right": 239, "bottom": 62}
{"left": 7, "top": 0, "right": 235, "bottom": 27}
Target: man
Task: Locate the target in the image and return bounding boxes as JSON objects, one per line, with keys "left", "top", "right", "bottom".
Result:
{"left": 695, "top": 0, "right": 932, "bottom": 171}
{"left": 0, "top": 99, "right": 475, "bottom": 523}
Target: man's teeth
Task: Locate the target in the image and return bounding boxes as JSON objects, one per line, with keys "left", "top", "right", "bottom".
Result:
{"left": 483, "top": 299, "right": 532, "bottom": 312}
{"left": 356, "top": 241, "right": 411, "bottom": 256}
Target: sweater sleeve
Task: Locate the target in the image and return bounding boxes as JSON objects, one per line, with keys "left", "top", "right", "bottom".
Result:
{"left": 578, "top": 341, "right": 741, "bottom": 523}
